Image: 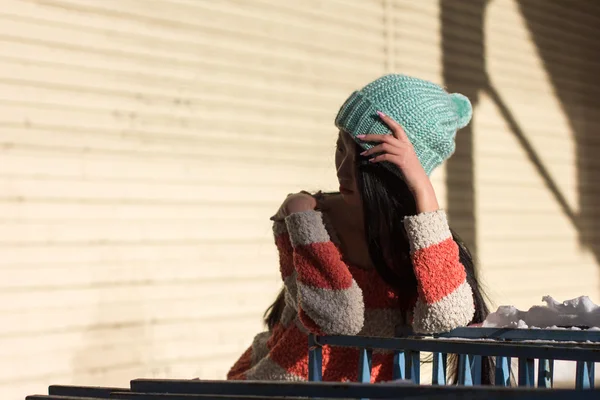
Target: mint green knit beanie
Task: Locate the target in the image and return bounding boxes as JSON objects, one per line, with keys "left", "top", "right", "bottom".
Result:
{"left": 334, "top": 74, "right": 472, "bottom": 176}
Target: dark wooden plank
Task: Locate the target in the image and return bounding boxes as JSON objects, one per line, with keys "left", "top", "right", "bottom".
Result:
{"left": 29, "top": 396, "right": 129, "bottom": 400}
{"left": 29, "top": 391, "right": 600, "bottom": 400}
{"left": 112, "top": 393, "right": 301, "bottom": 400}
{"left": 28, "top": 397, "right": 95, "bottom": 400}
{"left": 49, "top": 386, "right": 129, "bottom": 398}
{"left": 128, "top": 380, "right": 600, "bottom": 399}
{"left": 131, "top": 379, "right": 403, "bottom": 398}
{"left": 113, "top": 392, "right": 593, "bottom": 400}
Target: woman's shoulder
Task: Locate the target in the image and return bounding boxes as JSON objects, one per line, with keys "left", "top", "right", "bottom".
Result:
{"left": 313, "top": 191, "right": 343, "bottom": 211}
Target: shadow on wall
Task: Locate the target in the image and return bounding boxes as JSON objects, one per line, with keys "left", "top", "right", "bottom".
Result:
{"left": 441, "top": 0, "right": 600, "bottom": 281}
{"left": 440, "top": 0, "right": 488, "bottom": 262}
{"left": 518, "top": 0, "right": 600, "bottom": 268}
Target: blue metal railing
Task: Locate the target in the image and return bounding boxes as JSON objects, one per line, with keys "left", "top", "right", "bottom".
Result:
{"left": 308, "top": 328, "right": 600, "bottom": 389}
{"left": 25, "top": 329, "right": 600, "bottom": 400}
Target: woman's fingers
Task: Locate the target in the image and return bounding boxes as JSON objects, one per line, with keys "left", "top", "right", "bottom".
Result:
{"left": 359, "top": 142, "right": 402, "bottom": 157}
{"left": 377, "top": 111, "right": 410, "bottom": 142}
{"left": 355, "top": 113, "right": 412, "bottom": 163}
{"left": 368, "top": 153, "right": 397, "bottom": 164}
{"left": 355, "top": 134, "right": 395, "bottom": 144}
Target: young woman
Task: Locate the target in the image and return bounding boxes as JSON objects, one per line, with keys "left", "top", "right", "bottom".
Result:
{"left": 227, "top": 74, "right": 489, "bottom": 382}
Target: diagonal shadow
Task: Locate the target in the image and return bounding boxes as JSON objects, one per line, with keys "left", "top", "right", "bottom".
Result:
{"left": 441, "top": 0, "right": 487, "bottom": 260}
{"left": 442, "top": 0, "right": 585, "bottom": 265}
{"left": 517, "top": 0, "right": 600, "bottom": 268}
{"left": 484, "top": 84, "right": 579, "bottom": 228}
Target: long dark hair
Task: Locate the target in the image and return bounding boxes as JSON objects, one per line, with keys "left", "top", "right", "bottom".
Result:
{"left": 354, "top": 143, "right": 492, "bottom": 384}
{"left": 264, "top": 141, "right": 491, "bottom": 383}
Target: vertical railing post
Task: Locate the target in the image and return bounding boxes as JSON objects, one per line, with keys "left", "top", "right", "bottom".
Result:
{"left": 358, "top": 348, "right": 373, "bottom": 400}
{"left": 470, "top": 355, "right": 482, "bottom": 385}
{"left": 308, "top": 335, "right": 322, "bottom": 382}
{"left": 537, "top": 359, "right": 554, "bottom": 388}
{"left": 358, "top": 348, "right": 373, "bottom": 383}
{"left": 458, "top": 354, "right": 473, "bottom": 386}
{"left": 406, "top": 350, "right": 420, "bottom": 384}
{"left": 392, "top": 350, "right": 406, "bottom": 381}
{"left": 432, "top": 353, "right": 447, "bottom": 385}
{"left": 310, "top": 329, "right": 599, "bottom": 392}
{"left": 518, "top": 358, "right": 535, "bottom": 387}
{"left": 495, "top": 356, "right": 511, "bottom": 387}
{"left": 576, "top": 361, "right": 595, "bottom": 389}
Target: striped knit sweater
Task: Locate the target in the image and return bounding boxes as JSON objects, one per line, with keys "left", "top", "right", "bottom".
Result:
{"left": 227, "top": 209, "right": 475, "bottom": 382}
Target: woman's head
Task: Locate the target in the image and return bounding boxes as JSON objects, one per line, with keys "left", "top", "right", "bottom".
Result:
{"left": 334, "top": 74, "right": 472, "bottom": 179}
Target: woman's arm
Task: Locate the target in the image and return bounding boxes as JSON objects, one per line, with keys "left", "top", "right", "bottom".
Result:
{"left": 274, "top": 210, "right": 364, "bottom": 335}
{"left": 404, "top": 209, "right": 475, "bottom": 333}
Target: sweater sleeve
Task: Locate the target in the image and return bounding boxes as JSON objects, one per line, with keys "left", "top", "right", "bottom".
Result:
{"left": 403, "top": 209, "right": 475, "bottom": 334}
{"left": 273, "top": 210, "right": 364, "bottom": 335}
{"left": 227, "top": 331, "right": 271, "bottom": 380}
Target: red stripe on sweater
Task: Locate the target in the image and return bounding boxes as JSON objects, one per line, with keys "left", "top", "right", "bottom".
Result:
{"left": 322, "top": 347, "right": 359, "bottom": 382}
{"left": 275, "top": 233, "right": 294, "bottom": 279}
{"left": 226, "top": 346, "right": 252, "bottom": 380}
{"left": 350, "top": 266, "right": 401, "bottom": 309}
{"left": 370, "top": 353, "right": 394, "bottom": 382}
{"left": 321, "top": 348, "right": 395, "bottom": 383}
{"left": 412, "top": 237, "right": 466, "bottom": 304}
{"left": 268, "top": 324, "right": 310, "bottom": 378}
{"left": 266, "top": 323, "right": 287, "bottom": 350}
{"left": 294, "top": 242, "right": 353, "bottom": 290}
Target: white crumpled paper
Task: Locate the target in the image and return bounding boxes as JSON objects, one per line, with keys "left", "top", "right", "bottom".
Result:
{"left": 483, "top": 296, "right": 600, "bottom": 329}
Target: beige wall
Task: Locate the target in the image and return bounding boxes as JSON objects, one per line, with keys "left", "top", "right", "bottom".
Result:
{"left": 1, "top": 0, "right": 599, "bottom": 398}
{"left": 472, "top": 0, "right": 600, "bottom": 307}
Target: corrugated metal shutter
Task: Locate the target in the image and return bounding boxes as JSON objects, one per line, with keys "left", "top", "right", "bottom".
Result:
{"left": 443, "top": 0, "right": 600, "bottom": 309}
{"left": 0, "top": 0, "right": 390, "bottom": 397}
{"left": 474, "top": 1, "right": 600, "bottom": 308}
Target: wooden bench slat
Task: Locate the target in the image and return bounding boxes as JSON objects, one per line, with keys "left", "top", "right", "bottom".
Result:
{"left": 49, "top": 385, "right": 130, "bottom": 398}
{"left": 128, "top": 380, "right": 600, "bottom": 399}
